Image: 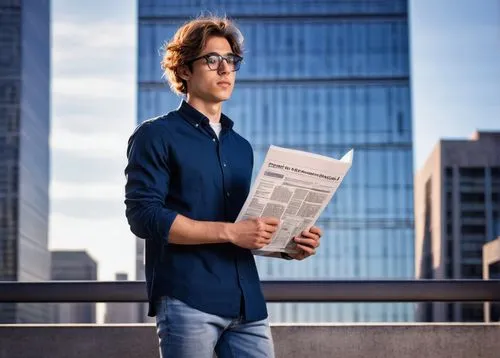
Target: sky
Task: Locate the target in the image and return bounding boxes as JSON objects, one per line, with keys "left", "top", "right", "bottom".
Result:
{"left": 49, "top": 0, "right": 500, "bottom": 284}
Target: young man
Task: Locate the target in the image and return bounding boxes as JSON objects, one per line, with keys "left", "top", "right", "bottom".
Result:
{"left": 124, "top": 16, "right": 322, "bottom": 357}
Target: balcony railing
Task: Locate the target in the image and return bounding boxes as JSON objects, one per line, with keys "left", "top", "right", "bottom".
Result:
{"left": 1, "top": 279, "right": 500, "bottom": 302}
{"left": 2, "top": 280, "right": 500, "bottom": 358}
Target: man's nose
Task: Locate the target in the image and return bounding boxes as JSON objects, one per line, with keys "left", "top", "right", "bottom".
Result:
{"left": 217, "top": 59, "right": 231, "bottom": 74}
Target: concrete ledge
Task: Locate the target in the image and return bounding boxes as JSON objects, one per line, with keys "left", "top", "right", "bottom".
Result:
{"left": 1, "top": 323, "right": 499, "bottom": 358}
{"left": 272, "top": 324, "right": 500, "bottom": 358}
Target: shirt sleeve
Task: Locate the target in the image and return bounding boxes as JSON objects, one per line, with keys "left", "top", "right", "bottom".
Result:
{"left": 124, "top": 122, "right": 178, "bottom": 243}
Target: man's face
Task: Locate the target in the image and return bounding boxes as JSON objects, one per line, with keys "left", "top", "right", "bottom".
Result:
{"left": 184, "top": 36, "right": 239, "bottom": 103}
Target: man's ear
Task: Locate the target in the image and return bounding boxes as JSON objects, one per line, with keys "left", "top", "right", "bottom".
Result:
{"left": 177, "top": 65, "right": 191, "bottom": 81}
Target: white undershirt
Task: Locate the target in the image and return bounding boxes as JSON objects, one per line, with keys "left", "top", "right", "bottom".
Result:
{"left": 209, "top": 122, "right": 222, "bottom": 139}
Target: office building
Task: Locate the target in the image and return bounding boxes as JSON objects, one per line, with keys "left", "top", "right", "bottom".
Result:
{"left": 0, "top": 0, "right": 51, "bottom": 323}
{"left": 415, "top": 131, "right": 500, "bottom": 322}
{"left": 51, "top": 250, "right": 97, "bottom": 323}
{"left": 105, "top": 273, "right": 138, "bottom": 323}
{"left": 135, "top": 238, "right": 154, "bottom": 322}
{"left": 137, "top": 0, "right": 414, "bottom": 322}
{"left": 483, "top": 236, "right": 500, "bottom": 322}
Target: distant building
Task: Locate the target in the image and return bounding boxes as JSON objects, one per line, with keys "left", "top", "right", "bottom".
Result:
{"left": 51, "top": 250, "right": 98, "bottom": 323}
{"left": 415, "top": 131, "right": 500, "bottom": 322}
{"left": 135, "top": 238, "right": 154, "bottom": 323}
{"left": 0, "top": 0, "right": 51, "bottom": 323}
{"left": 483, "top": 237, "right": 500, "bottom": 322}
{"left": 105, "top": 273, "right": 138, "bottom": 323}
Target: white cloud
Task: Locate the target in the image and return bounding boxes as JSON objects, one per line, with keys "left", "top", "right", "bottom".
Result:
{"left": 51, "top": 19, "right": 136, "bottom": 100}
{"left": 52, "top": 150, "right": 127, "bottom": 183}
{"left": 52, "top": 77, "right": 133, "bottom": 99}
{"left": 52, "top": 97, "right": 137, "bottom": 134}
{"left": 50, "top": 128, "right": 128, "bottom": 157}
{"left": 51, "top": 180, "right": 124, "bottom": 200}
{"left": 51, "top": 198, "right": 126, "bottom": 221}
{"left": 53, "top": 21, "right": 135, "bottom": 53}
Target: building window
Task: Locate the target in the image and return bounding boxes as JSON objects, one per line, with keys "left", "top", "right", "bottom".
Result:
{"left": 461, "top": 224, "right": 485, "bottom": 235}
{"left": 460, "top": 192, "right": 485, "bottom": 203}
{"left": 461, "top": 264, "right": 482, "bottom": 278}
{"left": 460, "top": 167, "right": 485, "bottom": 178}
{"left": 461, "top": 303, "right": 483, "bottom": 322}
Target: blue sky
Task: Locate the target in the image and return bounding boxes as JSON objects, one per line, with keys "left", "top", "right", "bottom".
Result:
{"left": 49, "top": 0, "right": 500, "bottom": 284}
{"left": 410, "top": 0, "right": 500, "bottom": 167}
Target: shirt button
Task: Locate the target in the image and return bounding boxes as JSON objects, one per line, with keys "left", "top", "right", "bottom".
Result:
{"left": 223, "top": 163, "right": 227, "bottom": 167}
{"left": 226, "top": 192, "right": 230, "bottom": 197}
{"left": 212, "top": 138, "right": 216, "bottom": 142}
{"left": 195, "top": 123, "right": 199, "bottom": 127}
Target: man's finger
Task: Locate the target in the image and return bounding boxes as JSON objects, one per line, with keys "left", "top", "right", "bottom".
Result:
{"left": 262, "top": 217, "right": 280, "bottom": 226}
{"left": 309, "top": 226, "right": 322, "bottom": 236}
{"left": 296, "top": 244, "right": 315, "bottom": 255}
{"left": 301, "top": 230, "right": 320, "bottom": 240}
{"left": 260, "top": 238, "right": 271, "bottom": 245}
{"left": 260, "top": 231, "right": 273, "bottom": 240}
{"left": 295, "top": 237, "right": 319, "bottom": 248}
{"left": 264, "top": 224, "right": 278, "bottom": 233}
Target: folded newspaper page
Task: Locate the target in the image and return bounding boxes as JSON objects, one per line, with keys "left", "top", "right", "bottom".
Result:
{"left": 235, "top": 145, "right": 353, "bottom": 256}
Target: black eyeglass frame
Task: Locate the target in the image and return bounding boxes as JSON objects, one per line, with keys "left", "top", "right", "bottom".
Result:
{"left": 187, "top": 52, "right": 244, "bottom": 72}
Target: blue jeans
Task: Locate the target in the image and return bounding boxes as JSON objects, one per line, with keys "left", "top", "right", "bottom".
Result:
{"left": 155, "top": 296, "right": 275, "bottom": 358}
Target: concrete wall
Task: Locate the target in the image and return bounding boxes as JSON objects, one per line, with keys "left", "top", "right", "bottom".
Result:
{"left": 1, "top": 324, "right": 500, "bottom": 358}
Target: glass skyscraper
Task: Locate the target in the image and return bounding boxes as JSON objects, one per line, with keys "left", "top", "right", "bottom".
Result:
{"left": 137, "top": 0, "right": 414, "bottom": 322}
{"left": 0, "top": 0, "right": 51, "bottom": 323}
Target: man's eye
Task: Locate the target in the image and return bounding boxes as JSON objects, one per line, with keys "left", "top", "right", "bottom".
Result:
{"left": 207, "top": 56, "right": 219, "bottom": 64}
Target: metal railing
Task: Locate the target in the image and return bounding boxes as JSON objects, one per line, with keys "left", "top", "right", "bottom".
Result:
{"left": 1, "top": 280, "right": 500, "bottom": 302}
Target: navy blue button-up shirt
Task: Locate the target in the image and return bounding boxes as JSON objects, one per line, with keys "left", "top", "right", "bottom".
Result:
{"left": 124, "top": 100, "right": 267, "bottom": 321}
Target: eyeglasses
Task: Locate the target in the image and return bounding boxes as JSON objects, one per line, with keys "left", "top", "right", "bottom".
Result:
{"left": 188, "top": 52, "right": 243, "bottom": 72}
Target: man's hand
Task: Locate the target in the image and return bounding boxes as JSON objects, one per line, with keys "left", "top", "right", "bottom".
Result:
{"left": 288, "top": 226, "right": 322, "bottom": 260}
{"left": 226, "top": 217, "right": 280, "bottom": 250}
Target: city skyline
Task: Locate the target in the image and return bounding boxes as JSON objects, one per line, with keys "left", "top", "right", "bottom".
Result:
{"left": 48, "top": 0, "right": 500, "bottom": 287}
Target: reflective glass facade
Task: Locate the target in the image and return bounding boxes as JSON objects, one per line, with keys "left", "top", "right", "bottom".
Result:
{"left": 138, "top": 0, "right": 414, "bottom": 322}
{"left": 0, "top": 0, "right": 51, "bottom": 323}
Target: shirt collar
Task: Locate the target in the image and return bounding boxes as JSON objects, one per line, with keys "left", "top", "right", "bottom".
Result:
{"left": 177, "top": 100, "right": 234, "bottom": 130}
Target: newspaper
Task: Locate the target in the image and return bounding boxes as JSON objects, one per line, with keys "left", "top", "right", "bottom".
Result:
{"left": 235, "top": 145, "right": 353, "bottom": 256}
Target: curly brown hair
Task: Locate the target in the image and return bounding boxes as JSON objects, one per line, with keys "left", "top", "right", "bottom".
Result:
{"left": 161, "top": 16, "right": 244, "bottom": 95}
